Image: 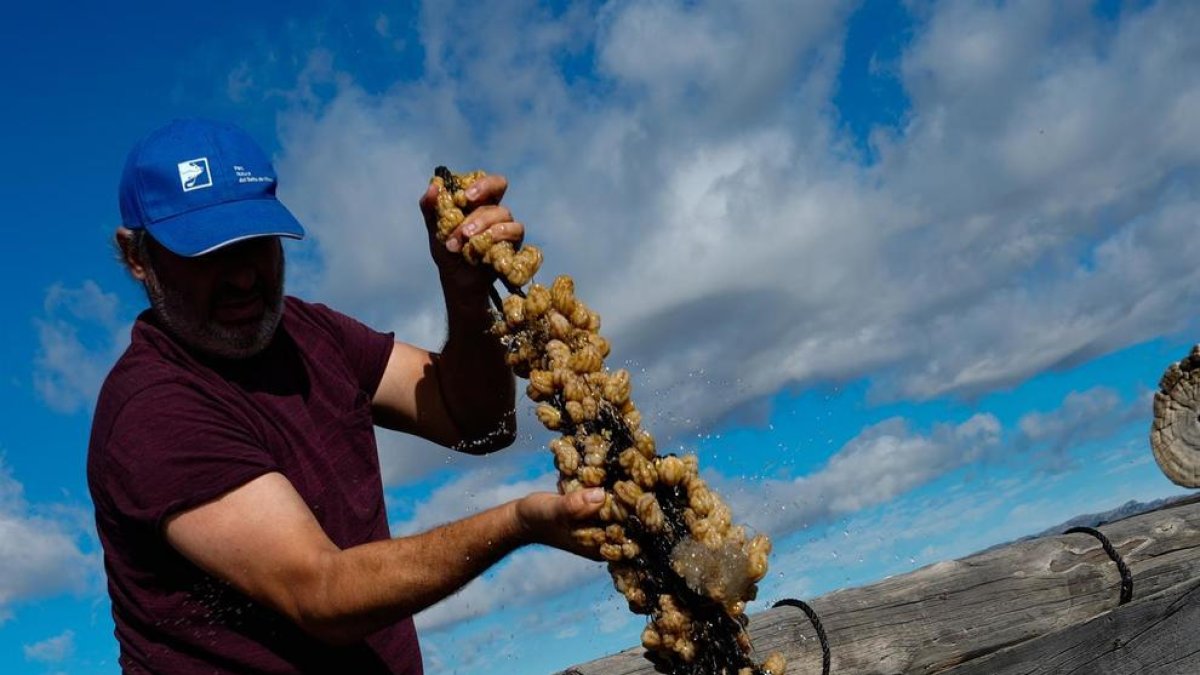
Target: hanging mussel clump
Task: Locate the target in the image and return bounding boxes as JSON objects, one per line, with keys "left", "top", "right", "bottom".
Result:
{"left": 431, "top": 167, "right": 785, "bottom": 675}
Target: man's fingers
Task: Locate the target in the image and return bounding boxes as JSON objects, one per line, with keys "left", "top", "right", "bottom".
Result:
{"left": 445, "top": 205, "right": 523, "bottom": 253}
{"left": 466, "top": 220, "right": 524, "bottom": 243}
{"left": 460, "top": 205, "right": 513, "bottom": 231}
{"left": 465, "top": 174, "right": 507, "bottom": 206}
{"left": 424, "top": 174, "right": 516, "bottom": 255}
{"left": 423, "top": 174, "right": 506, "bottom": 219}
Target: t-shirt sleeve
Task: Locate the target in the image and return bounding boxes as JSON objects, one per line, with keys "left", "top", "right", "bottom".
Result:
{"left": 297, "top": 300, "right": 396, "bottom": 397}
{"left": 100, "top": 383, "right": 280, "bottom": 531}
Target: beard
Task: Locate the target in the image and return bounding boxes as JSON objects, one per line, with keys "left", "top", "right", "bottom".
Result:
{"left": 143, "top": 257, "right": 286, "bottom": 360}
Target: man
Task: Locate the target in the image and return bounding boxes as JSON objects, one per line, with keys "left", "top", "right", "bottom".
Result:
{"left": 88, "top": 118, "right": 604, "bottom": 673}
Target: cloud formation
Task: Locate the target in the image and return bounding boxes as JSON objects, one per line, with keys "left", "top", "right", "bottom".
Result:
{"left": 23, "top": 629, "right": 75, "bottom": 663}
{"left": 265, "top": 0, "right": 1200, "bottom": 479}
{"left": 719, "top": 382, "right": 1150, "bottom": 540}
{"left": 33, "top": 281, "right": 130, "bottom": 414}
{"left": 724, "top": 413, "right": 1001, "bottom": 537}
{"left": 1017, "top": 386, "right": 1148, "bottom": 470}
{"left": 390, "top": 465, "right": 558, "bottom": 536}
{"left": 415, "top": 546, "right": 602, "bottom": 632}
{"left": 0, "top": 460, "right": 95, "bottom": 623}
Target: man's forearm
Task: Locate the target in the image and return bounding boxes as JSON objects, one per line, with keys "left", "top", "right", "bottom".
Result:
{"left": 300, "top": 500, "right": 526, "bottom": 644}
{"left": 436, "top": 283, "right": 516, "bottom": 448}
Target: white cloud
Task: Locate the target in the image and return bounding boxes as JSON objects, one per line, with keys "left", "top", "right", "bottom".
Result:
{"left": 760, "top": 483, "right": 1019, "bottom": 602}
{"left": 391, "top": 464, "right": 557, "bottom": 536}
{"left": 23, "top": 629, "right": 75, "bottom": 663}
{"left": 723, "top": 413, "right": 1001, "bottom": 537}
{"left": 378, "top": 403, "right": 562, "bottom": 487}
{"left": 263, "top": 0, "right": 1200, "bottom": 453}
{"left": 415, "top": 546, "right": 603, "bottom": 632}
{"left": 596, "top": 0, "right": 850, "bottom": 121}
{"left": 33, "top": 280, "right": 130, "bottom": 414}
{"left": 554, "top": 624, "right": 580, "bottom": 639}
{"left": 375, "top": 430, "right": 470, "bottom": 488}
{"left": 0, "top": 460, "right": 96, "bottom": 623}
{"left": 718, "top": 380, "right": 1151, "bottom": 541}
{"left": 1017, "top": 386, "right": 1146, "bottom": 469}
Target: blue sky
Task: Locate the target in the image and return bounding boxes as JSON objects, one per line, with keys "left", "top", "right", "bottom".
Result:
{"left": 3, "top": 1, "right": 1199, "bottom": 673}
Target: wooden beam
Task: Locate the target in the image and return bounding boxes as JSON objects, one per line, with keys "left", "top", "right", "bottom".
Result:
{"left": 945, "top": 577, "right": 1200, "bottom": 674}
{"left": 559, "top": 498, "right": 1200, "bottom": 674}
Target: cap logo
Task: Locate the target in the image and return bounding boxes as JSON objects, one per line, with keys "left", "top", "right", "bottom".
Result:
{"left": 177, "top": 157, "right": 213, "bottom": 192}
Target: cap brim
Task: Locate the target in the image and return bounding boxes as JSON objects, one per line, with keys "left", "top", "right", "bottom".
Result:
{"left": 145, "top": 198, "right": 306, "bottom": 257}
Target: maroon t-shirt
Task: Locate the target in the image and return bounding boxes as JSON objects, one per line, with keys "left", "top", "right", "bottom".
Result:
{"left": 87, "top": 296, "right": 423, "bottom": 674}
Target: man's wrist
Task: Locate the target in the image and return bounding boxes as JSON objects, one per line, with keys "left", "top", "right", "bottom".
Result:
{"left": 439, "top": 263, "right": 495, "bottom": 296}
{"left": 441, "top": 274, "right": 495, "bottom": 313}
{"left": 507, "top": 499, "right": 535, "bottom": 547}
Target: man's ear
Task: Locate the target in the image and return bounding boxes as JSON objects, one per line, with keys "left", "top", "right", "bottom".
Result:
{"left": 115, "top": 227, "right": 149, "bottom": 281}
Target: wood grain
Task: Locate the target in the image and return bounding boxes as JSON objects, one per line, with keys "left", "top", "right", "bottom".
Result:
{"left": 558, "top": 499, "right": 1200, "bottom": 674}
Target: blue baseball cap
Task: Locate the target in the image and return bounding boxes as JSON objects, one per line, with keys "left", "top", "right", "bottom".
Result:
{"left": 118, "top": 118, "right": 305, "bottom": 257}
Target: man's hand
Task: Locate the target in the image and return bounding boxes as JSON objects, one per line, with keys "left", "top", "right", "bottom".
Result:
{"left": 374, "top": 172, "right": 520, "bottom": 451}
{"left": 419, "top": 173, "right": 524, "bottom": 297}
{"left": 515, "top": 488, "right": 607, "bottom": 559}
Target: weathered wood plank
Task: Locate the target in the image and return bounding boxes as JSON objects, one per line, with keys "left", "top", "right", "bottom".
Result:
{"left": 559, "top": 499, "right": 1200, "bottom": 675}
{"left": 945, "top": 577, "right": 1200, "bottom": 674}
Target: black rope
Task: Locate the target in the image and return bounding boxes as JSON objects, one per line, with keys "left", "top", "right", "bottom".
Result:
{"left": 1064, "top": 526, "right": 1133, "bottom": 605}
{"left": 488, "top": 285, "right": 506, "bottom": 314}
{"left": 773, "top": 598, "right": 830, "bottom": 675}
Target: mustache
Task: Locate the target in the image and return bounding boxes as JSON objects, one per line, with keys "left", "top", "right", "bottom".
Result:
{"left": 214, "top": 288, "right": 262, "bottom": 304}
{"left": 212, "top": 281, "right": 278, "bottom": 306}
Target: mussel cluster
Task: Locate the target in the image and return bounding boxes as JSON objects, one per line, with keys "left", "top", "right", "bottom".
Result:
{"left": 431, "top": 168, "right": 785, "bottom": 675}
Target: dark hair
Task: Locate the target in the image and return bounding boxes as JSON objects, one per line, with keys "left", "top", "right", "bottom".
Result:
{"left": 115, "top": 228, "right": 155, "bottom": 272}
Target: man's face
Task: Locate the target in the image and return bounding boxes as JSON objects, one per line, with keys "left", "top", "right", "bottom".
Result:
{"left": 141, "top": 235, "right": 285, "bottom": 359}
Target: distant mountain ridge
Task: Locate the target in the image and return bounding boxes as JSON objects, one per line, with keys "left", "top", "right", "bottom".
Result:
{"left": 978, "top": 493, "right": 1200, "bottom": 554}
{"left": 1037, "top": 493, "right": 1200, "bottom": 536}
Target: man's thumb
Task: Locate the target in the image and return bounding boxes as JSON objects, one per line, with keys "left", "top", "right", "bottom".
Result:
{"left": 418, "top": 183, "right": 439, "bottom": 228}
{"left": 567, "top": 488, "right": 606, "bottom": 519}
